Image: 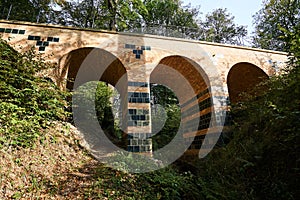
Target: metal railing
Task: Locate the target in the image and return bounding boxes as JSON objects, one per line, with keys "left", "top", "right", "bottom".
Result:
{"left": 122, "top": 24, "right": 204, "bottom": 40}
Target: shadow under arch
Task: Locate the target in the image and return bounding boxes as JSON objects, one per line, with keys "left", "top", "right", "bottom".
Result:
{"left": 227, "top": 62, "right": 269, "bottom": 104}
{"left": 150, "top": 55, "right": 213, "bottom": 159}
{"left": 62, "top": 47, "right": 128, "bottom": 150}
{"left": 62, "top": 47, "right": 127, "bottom": 91}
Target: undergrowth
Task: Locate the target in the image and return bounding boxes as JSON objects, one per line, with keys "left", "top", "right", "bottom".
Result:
{"left": 0, "top": 39, "right": 69, "bottom": 148}
{"left": 195, "top": 62, "right": 300, "bottom": 199}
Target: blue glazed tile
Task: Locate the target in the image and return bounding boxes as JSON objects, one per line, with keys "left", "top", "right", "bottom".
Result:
{"left": 18, "top": 30, "right": 25, "bottom": 34}
{"left": 34, "top": 36, "right": 41, "bottom": 41}
{"left": 43, "top": 41, "right": 49, "bottom": 46}
{"left": 36, "top": 41, "right": 43, "bottom": 46}
{"left": 12, "top": 29, "right": 18, "bottom": 34}
{"left": 125, "top": 44, "right": 151, "bottom": 59}
{"left": 4, "top": 28, "right": 11, "bottom": 33}
{"left": 28, "top": 35, "right": 34, "bottom": 40}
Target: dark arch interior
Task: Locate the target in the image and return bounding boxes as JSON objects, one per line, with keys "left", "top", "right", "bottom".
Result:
{"left": 64, "top": 47, "right": 127, "bottom": 90}
{"left": 150, "top": 55, "right": 213, "bottom": 154}
{"left": 227, "top": 62, "right": 269, "bottom": 104}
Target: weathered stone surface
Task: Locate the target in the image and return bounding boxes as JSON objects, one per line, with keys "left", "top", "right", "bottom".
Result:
{"left": 0, "top": 20, "right": 288, "bottom": 155}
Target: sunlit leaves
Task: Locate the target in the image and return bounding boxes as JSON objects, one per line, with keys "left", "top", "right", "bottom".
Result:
{"left": 199, "top": 8, "right": 248, "bottom": 45}
{"left": 0, "top": 39, "right": 69, "bottom": 148}
{"left": 252, "top": 0, "right": 300, "bottom": 51}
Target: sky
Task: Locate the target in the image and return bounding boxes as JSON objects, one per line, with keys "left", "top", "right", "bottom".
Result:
{"left": 182, "top": 0, "right": 263, "bottom": 34}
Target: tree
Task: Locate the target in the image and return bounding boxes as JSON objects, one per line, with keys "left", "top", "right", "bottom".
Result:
{"left": 102, "top": 0, "right": 147, "bottom": 31}
{"left": 141, "top": 0, "right": 200, "bottom": 38}
{"left": 0, "top": 0, "right": 66, "bottom": 23}
{"left": 199, "top": 8, "right": 248, "bottom": 45}
{"left": 252, "top": 0, "right": 300, "bottom": 51}
{"left": 32, "top": 0, "right": 199, "bottom": 36}
{"left": 55, "top": 0, "right": 102, "bottom": 28}
{"left": 0, "top": 0, "right": 36, "bottom": 21}
{"left": 142, "top": 0, "right": 180, "bottom": 27}
{"left": 56, "top": 0, "right": 147, "bottom": 31}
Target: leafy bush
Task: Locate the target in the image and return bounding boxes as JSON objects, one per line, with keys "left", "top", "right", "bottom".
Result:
{"left": 136, "top": 166, "right": 201, "bottom": 200}
{"left": 195, "top": 55, "right": 299, "bottom": 200}
{"left": 0, "top": 39, "right": 69, "bottom": 148}
{"left": 192, "top": 22, "right": 300, "bottom": 200}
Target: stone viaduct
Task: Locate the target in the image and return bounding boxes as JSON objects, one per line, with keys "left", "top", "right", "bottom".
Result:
{"left": 0, "top": 20, "right": 288, "bottom": 157}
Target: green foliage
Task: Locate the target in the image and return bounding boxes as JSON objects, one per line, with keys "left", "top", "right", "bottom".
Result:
{"left": 142, "top": 0, "right": 198, "bottom": 28}
{"left": 194, "top": 17, "right": 300, "bottom": 199}
{"left": 199, "top": 8, "right": 248, "bottom": 45}
{"left": 107, "top": 151, "right": 161, "bottom": 173}
{"left": 150, "top": 84, "right": 181, "bottom": 150}
{"left": 56, "top": 0, "right": 147, "bottom": 31}
{"left": 136, "top": 167, "right": 200, "bottom": 200}
{"left": 0, "top": 39, "right": 69, "bottom": 148}
{"left": 56, "top": 0, "right": 199, "bottom": 33}
{"left": 95, "top": 82, "right": 124, "bottom": 142}
{"left": 104, "top": 0, "right": 148, "bottom": 31}
{"left": 0, "top": 0, "right": 65, "bottom": 23}
{"left": 0, "top": 0, "right": 36, "bottom": 22}
{"left": 195, "top": 47, "right": 300, "bottom": 200}
{"left": 94, "top": 151, "right": 201, "bottom": 199}
{"left": 1, "top": 0, "right": 247, "bottom": 45}
{"left": 73, "top": 81, "right": 124, "bottom": 146}
{"left": 252, "top": 0, "right": 300, "bottom": 51}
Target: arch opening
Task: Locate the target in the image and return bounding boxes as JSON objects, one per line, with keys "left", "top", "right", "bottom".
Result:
{"left": 62, "top": 47, "right": 128, "bottom": 150}
{"left": 227, "top": 62, "right": 269, "bottom": 104}
{"left": 64, "top": 47, "right": 127, "bottom": 91}
{"left": 150, "top": 55, "right": 213, "bottom": 157}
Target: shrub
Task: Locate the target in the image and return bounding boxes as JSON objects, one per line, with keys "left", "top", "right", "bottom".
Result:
{"left": 0, "top": 39, "right": 69, "bottom": 148}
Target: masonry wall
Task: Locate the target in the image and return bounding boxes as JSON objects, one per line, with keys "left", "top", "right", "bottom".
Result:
{"left": 0, "top": 20, "right": 288, "bottom": 155}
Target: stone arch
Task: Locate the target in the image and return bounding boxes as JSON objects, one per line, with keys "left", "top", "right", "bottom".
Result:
{"left": 62, "top": 47, "right": 127, "bottom": 91}
{"left": 61, "top": 47, "right": 128, "bottom": 148}
{"left": 227, "top": 62, "right": 269, "bottom": 104}
{"left": 150, "top": 55, "right": 213, "bottom": 155}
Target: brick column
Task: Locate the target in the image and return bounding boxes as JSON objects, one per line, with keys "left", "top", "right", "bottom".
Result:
{"left": 126, "top": 72, "right": 152, "bottom": 153}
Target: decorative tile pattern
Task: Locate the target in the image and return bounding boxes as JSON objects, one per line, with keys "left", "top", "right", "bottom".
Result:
{"left": 183, "top": 112, "right": 211, "bottom": 132}
{"left": 128, "top": 81, "right": 149, "bottom": 87}
{"left": 181, "top": 87, "right": 210, "bottom": 108}
{"left": 127, "top": 133, "right": 152, "bottom": 139}
{"left": 128, "top": 109, "right": 150, "bottom": 127}
{"left": 181, "top": 97, "right": 212, "bottom": 118}
{"left": 125, "top": 43, "right": 151, "bottom": 59}
{"left": 128, "top": 92, "right": 150, "bottom": 103}
{"left": 0, "top": 27, "right": 25, "bottom": 34}
{"left": 127, "top": 132, "right": 152, "bottom": 152}
{"left": 27, "top": 35, "right": 59, "bottom": 51}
